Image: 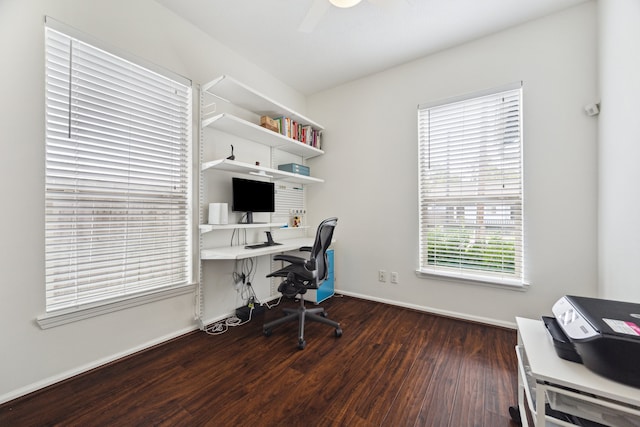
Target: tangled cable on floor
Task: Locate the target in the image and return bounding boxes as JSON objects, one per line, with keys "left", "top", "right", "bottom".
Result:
{"left": 204, "top": 308, "right": 253, "bottom": 335}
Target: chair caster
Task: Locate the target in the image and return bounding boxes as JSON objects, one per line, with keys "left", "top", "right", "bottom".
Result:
{"left": 320, "top": 311, "right": 328, "bottom": 317}
{"left": 508, "top": 405, "right": 521, "bottom": 425}
{"left": 298, "top": 339, "right": 306, "bottom": 350}
{"left": 263, "top": 328, "right": 272, "bottom": 337}
{"left": 335, "top": 328, "right": 343, "bottom": 338}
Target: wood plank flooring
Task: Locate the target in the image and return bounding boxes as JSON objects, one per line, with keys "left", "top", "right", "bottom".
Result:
{"left": 0, "top": 296, "right": 519, "bottom": 426}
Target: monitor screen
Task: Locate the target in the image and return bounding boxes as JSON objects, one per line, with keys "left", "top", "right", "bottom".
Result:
{"left": 232, "top": 177, "right": 275, "bottom": 223}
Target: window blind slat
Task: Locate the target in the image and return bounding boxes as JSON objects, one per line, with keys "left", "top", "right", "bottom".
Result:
{"left": 45, "top": 26, "right": 192, "bottom": 312}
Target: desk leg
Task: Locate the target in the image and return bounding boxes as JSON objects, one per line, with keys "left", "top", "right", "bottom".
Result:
{"left": 514, "top": 339, "right": 529, "bottom": 426}
{"left": 515, "top": 367, "right": 529, "bottom": 426}
{"left": 536, "top": 382, "right": 546, "bottom": 426}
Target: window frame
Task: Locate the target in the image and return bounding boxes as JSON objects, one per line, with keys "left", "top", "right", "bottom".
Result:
{"left": 416, "top": 82, "right": 527, "bottom": 289}
{"left": 38, "top": 19, "right": 195, "bottom": 328}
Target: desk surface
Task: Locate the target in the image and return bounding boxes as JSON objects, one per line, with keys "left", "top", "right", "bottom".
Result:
{"left": 201, "top": 237, "right": 314, "bottom": 260}
{"left": 516, "top": 317, "right": 640, "bottom": 407}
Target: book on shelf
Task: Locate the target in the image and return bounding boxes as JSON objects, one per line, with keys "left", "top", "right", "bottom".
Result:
{"left": 263, "top": 115, "right": 322, "bottom": 149}
{"left": 277, "top": 116, "right": 291, "bottom": 139}
{"left": 312, "top": 129, "right": 322, "bottom": 149}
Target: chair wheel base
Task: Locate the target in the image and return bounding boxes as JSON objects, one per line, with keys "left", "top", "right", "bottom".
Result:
{"left": 508, "top": 405, "right": 521, "bottom": 425}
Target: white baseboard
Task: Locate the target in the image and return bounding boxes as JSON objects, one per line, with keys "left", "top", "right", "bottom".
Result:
{"left": 0, "top": 325, "right": 198, "bottom": 405}
{"left": 335, "top": 289, "right": 517, "bottom": 330}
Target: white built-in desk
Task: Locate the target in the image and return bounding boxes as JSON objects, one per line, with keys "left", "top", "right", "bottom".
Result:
{"left": 515, "top": 317, "right": 640, "bottom": 426}
{"left": 201, "top": 237, "right": 314, "bottom": 260}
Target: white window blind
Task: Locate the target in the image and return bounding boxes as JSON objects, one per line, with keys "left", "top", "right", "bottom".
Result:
{"left": 417, "top": 84, "right": 524, "bottom": 286}
{"left": 44, "top": 26, "right": 192, "bottom": 313}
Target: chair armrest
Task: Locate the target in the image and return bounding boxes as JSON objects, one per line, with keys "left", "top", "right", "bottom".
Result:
{"left": 272, "top": 254, "right": 305, "bottom": 265}
{"left": 305, "top": 258, "right": 316, "bottom": 271}
{"left": 299, "top": 246, "right": 312, "bottom": 252}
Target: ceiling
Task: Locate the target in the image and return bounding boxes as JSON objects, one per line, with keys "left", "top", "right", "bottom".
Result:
{"left": 155, "top": 0, "right": 588, "bottom": 95}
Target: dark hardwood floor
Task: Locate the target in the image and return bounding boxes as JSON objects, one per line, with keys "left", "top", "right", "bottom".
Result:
{"left": 0, "top": 296, "right": 519, "bottom": 426}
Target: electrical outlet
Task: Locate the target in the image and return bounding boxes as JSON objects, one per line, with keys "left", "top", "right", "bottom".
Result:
{"left": 378, "top": 270, "right": 387, "bottom": 282}
{"left": 391, "top": 272, "right": 399, "bottom": 284}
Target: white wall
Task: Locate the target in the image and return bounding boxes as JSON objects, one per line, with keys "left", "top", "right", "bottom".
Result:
{"left": 0, "top": 0, "right": 603, "bottom": 405}
{"left": 598, "top": 0, "right": 640, "bottom": 303}
{"left": 307, "top": 2, "right": 599, "bottom": 327}
{"left": 0, "top": 0, "right": 305, "bottom": 403}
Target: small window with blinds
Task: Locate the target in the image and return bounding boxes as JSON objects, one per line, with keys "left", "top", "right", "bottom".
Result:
{"left": 417, "top": 83, "right": 524, "bottom": 286}
{"left": 44, "top": 25, "right": 192, "bottom": 313}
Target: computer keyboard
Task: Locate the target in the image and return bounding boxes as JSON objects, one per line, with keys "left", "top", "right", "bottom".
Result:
{"left": 244, "top": 242, "right": 283, "bottom": 249}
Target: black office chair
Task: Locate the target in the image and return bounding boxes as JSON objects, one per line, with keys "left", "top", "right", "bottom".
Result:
{"left": 263, "top": 217, "right": 342, "bottom": 350}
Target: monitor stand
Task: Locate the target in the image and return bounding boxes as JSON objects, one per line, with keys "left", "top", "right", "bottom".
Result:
{"left": 241, "top": 212, "right": 269, "bottom": 224}
{"left": 244, "top": 231, "right": 283, "bottom": 250}
{"left": 265, "top": 231, "right": 276, "bottom": 245}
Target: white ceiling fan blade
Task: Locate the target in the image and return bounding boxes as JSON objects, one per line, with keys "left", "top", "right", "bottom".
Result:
{"left": 299, "top": 0, "right": 331, "bottom": 33}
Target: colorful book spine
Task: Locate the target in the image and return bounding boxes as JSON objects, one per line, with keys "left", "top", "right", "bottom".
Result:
{"left": 268, "top": 116, "right": 320, "bottom": 149}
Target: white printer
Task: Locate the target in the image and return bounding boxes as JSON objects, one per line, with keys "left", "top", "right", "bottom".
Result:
{"left": 550, "top": 295, "right": 640, "bottom": 388}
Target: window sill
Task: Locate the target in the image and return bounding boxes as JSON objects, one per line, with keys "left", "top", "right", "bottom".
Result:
{"left": 36, "top": 284, "right": 197, "bottom": 329}
{"left": 415, "top": 269, "right": 530, "bottom": 291}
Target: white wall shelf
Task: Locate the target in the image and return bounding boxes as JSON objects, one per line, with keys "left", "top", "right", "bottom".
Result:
{"left": 201, "top": 158, "right": 323, "bottom": 184}
{"left": 202, "top": 113, "right": 323, "bottom": 159}
{"left": 199, "top": 222, "right": 287, "bottom": 234}
{"left": 198, "top": 75, "right": 326, "bottom": 328}
{"left": 202, "top": 75, "right": 324, "bottom": 131}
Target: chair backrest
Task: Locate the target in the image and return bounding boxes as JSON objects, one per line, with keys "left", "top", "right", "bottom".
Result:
{"left": 309, "top": 217, "right": 338, "bottom": 285}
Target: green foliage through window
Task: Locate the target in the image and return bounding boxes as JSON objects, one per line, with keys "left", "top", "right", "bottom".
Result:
{"left": 426, "top": 228, "right": 515, "bottom": 273}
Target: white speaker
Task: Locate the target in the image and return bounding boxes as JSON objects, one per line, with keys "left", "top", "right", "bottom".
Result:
{"left": 208, "top": 203, "right": 228, "bottom": 225}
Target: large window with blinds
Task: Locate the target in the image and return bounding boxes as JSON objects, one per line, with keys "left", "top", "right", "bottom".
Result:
{"left": 44, "top": 24, "right": 192, "bottom": 314}
{"left": 417, "top": 83, "right": 524, "bottom": 286}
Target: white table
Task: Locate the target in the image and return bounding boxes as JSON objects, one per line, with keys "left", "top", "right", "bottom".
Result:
{"left": 515, "top": 317, "right": 640, "bottom": 426}
{"left": 201, "top": 237, "right": 314, "bottom": 260}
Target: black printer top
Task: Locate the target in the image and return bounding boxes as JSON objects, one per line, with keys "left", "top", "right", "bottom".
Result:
{"left": 567, "top": 295, "right": 640, "bottom": 340}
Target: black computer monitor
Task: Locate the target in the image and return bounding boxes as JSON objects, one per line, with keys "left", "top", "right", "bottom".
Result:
{"left": 231, "top": 177, "right": 275, "bottom": 224}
